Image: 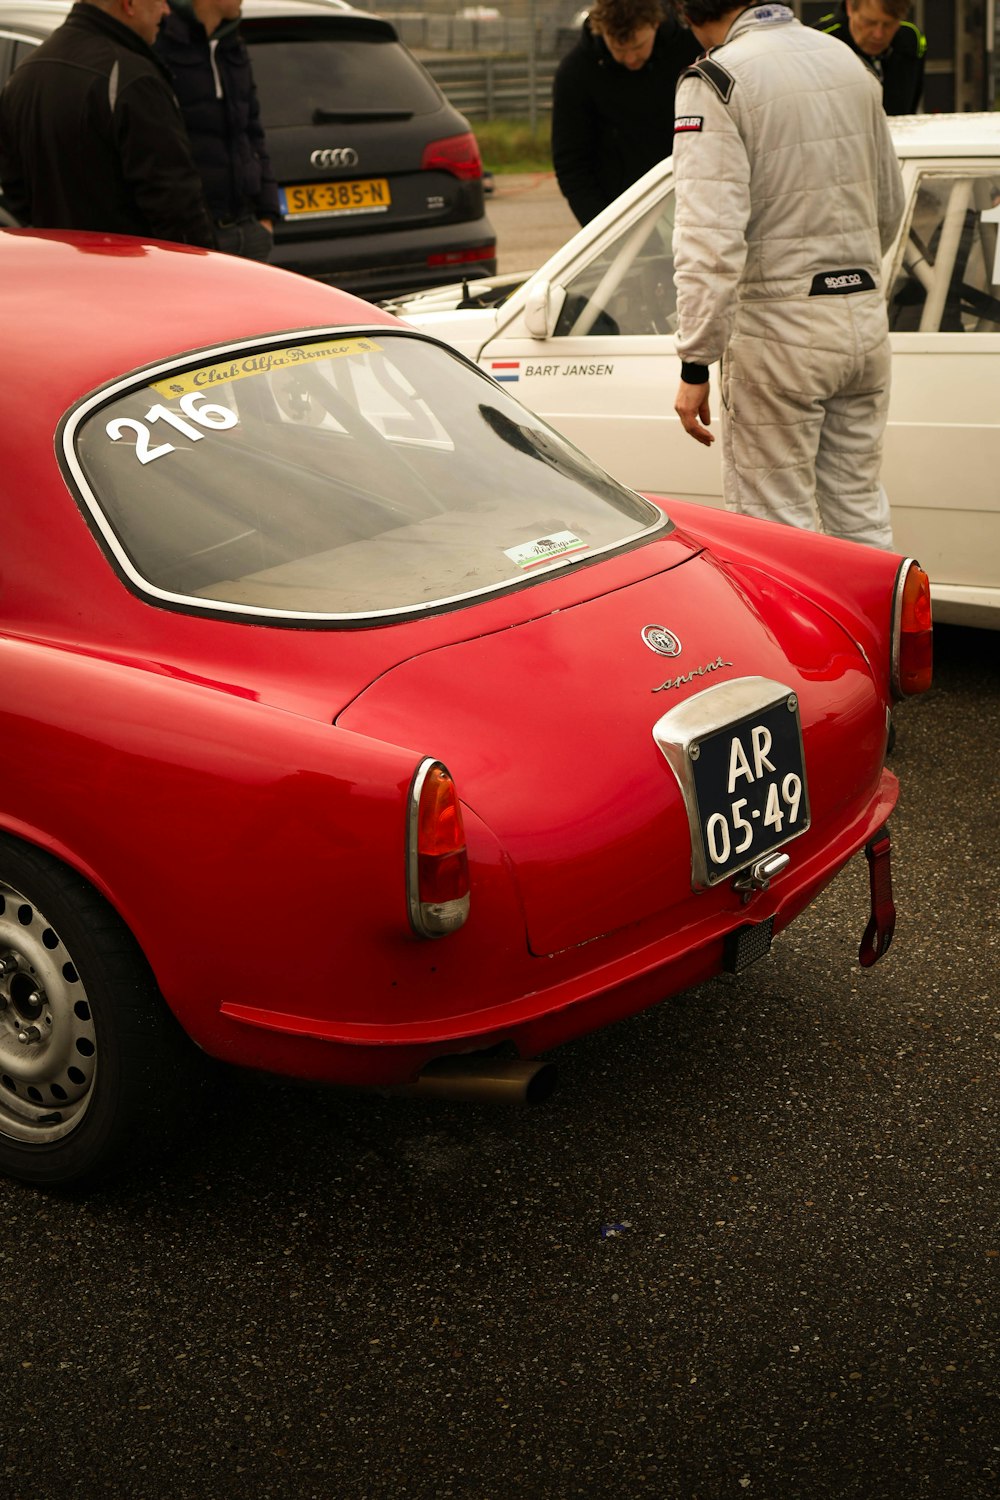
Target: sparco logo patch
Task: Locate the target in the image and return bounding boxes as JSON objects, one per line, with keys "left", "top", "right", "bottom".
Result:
{"left": 809, "top": 267, "right": 877, "bottom": 297}
{"left": 674, "top": 115, "right": 704, "bottom": 133}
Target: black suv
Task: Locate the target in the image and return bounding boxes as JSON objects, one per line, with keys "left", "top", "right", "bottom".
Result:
{"left": 0, "top": 0, "right": 496, "bottom": 296}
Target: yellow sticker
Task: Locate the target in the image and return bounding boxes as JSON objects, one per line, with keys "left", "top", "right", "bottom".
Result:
{"left": 149, "top": 338, "right": 383, "bottom": 399}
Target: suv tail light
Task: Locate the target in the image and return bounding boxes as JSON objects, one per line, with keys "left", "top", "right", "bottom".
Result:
{"left": 427, "top": 244, "right": 495, "bottom": 269}
{"left": 408, "top": 759, "right": 470, "bottom": 937}
{"left": 420, "top": 131, "right": 483, "bottom": 181}
{"left": 891, "top": 559, "right": 933, "bottom": 697}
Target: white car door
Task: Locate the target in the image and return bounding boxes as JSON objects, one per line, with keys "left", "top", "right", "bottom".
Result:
{"left": 884, "top": 160, "right": 1000, "bottom": 625}
{"left": 473, "top": 149, "right": 999, "bottom": 626}
{"left": 477, "top": 180, "right": 725, "bottom": 507}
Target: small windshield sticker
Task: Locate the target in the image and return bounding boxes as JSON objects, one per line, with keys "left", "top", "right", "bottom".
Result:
{"left": 150, "top": 338, "right": 382, "bottom": 398}
{"left": 505, "top": 531, "right": 589, "bottom": 570}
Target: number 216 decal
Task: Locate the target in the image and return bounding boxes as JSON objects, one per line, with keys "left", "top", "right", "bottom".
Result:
{"left": 106, "top": 392, "right": 238, "bottom": 464}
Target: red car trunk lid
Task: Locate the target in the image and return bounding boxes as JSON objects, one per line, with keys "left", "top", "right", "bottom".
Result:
{"left": 337, "top": 552, "right": 855, "bottom": 955}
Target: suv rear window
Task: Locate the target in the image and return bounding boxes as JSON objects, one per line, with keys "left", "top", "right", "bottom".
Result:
{"left": 248, "top": 35, "right": 442, "bottom": 127}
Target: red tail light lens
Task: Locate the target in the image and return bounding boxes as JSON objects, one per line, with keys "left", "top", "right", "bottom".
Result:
{"left": 891, "top": 559, "right": 933, "bottom": 697}
{"left": 426, "top": 243, "right": 495, "bottom": 268}
{"left": 420, "top": 131, "right": 483, "bottom": 181}
{"left": 408, "top": 759, "right": 470, "bottom": 938}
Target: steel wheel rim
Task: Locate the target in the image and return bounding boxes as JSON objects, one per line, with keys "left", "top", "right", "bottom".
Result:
{"left": 0, "top": 879, "right": 98, "bottom": 1144}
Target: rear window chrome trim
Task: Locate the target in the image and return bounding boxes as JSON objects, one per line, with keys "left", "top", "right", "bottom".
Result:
{"left": 59, "top": 323, "right": 671, "bottom": 628}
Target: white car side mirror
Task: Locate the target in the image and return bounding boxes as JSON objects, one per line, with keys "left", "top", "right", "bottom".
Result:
{"left": 524, "top": 279, "right": 558, "bottom": 339}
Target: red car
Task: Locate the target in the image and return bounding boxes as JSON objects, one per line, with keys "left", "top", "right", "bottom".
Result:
{"left": 0, "top": 231, "right": 931, "bottom": 1188}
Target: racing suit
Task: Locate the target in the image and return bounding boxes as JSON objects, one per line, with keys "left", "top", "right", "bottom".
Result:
{"left": 672, "top": 5, "right": 905, "bottom": 548}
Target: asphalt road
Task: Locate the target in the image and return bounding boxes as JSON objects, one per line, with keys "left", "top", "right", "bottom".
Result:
{"left": 2, "top": 185, "right": 997, "bottom": 1498}
{"left": 486, "top": 170, "right": 580, "bottom": 275}
{"left": 1, "top": 629, "right": 996, "bottom": 1500}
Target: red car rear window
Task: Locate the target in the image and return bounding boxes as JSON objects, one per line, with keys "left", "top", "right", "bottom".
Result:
{"left": 67, "top": 333, "right": 664, "bottom": 622}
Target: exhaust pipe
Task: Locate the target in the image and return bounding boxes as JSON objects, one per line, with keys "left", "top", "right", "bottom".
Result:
{"left": 394, "top": 1055, "right": 557, "bottom": 1106}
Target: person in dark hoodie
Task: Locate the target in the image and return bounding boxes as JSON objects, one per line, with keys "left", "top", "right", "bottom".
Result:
{"left": 0, "top": 0, "right": 214, "bottom": 245}
{"left": 155, "top": 0, "right": 279, "bottom": 259}
{"left": 551, "top": 0, "right": 700, "bottom": 226}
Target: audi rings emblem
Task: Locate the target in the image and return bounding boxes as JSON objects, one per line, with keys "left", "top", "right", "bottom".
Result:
{"left": 310, "top": 147, "right": 359, "bottom": 169}
{"left": 641, "top": 625, "right": 682, "bottom": 658}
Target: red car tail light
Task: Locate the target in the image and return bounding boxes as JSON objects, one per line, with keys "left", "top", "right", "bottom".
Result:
{"left": 420, "top": 131, "right": 483, "bottom": 181}
{"left": 408, "top": 759, "right": 470, "bottom": 938}
{"left": 891, "top": 559, "right": 933, "bottom": 697}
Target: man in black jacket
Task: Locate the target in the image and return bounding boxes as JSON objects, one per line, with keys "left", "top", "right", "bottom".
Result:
{"left": 816, "top": 1, "right": 925, "bottom": 115}
{"left": 552, "top": 0, "right": 700, "bottom": 226}
{"left": 0, "top": 0, "right": 214, "bottom": 244}
{"left": 155, "top": 0, "right": 278, "bottom": 260}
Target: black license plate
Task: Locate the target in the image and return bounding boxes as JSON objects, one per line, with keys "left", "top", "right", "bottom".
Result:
{"left": 653, "top": 678, "right": 811, "bottom": 890}
{"left": 690, "top": 698, "right": 809, "bottom": 883}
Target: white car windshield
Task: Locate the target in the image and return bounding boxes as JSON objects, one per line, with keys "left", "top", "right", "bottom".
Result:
{"left": 69, "top": 332, "right": 664, "bottom": 621}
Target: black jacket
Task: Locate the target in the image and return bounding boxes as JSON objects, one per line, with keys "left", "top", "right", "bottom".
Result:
{"left": 0, "top": 1, "right": 214, "bottom": 244}
{"left": 817, "top": 6, "right": 925, "bottom": 115}
{"left": 155, "top": 2, "right": 279, "bottom": 225}
{"left": 551, "top": 18, "right": 701, "bottom": 226}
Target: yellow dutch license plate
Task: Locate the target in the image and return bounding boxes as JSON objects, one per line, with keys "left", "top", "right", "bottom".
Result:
{"left": 282, "top": 178, "right": 391, "bottom": 219}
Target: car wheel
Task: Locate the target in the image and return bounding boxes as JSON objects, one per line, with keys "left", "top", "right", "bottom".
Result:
{"left": 0, "top": 837, "right": 200, "bottom": 1189}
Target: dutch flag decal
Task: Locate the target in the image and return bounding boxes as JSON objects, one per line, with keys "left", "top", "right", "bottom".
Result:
{"left": 490, "top": 360, "right": 520, "bottom": 383}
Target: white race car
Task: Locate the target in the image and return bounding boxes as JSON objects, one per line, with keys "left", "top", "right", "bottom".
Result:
{"left": 391, "top": 113, "right": 1000, "bottom": 629}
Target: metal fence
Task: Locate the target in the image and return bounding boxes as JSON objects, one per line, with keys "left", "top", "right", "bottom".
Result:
{"left": 381, "top": 3, "right": 1000, "bottom": 115}
{"left": 421, "top": 54, "right": 556, "bottom": 121}
{"left": 380, "top": 13, "right": 571, "bottom": 57}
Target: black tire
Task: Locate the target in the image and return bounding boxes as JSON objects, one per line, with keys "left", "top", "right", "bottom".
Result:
{"left": 0, "top": 835, "right": 202, "bottom": 1189}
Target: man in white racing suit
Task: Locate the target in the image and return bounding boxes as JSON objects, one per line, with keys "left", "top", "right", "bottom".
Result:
{"left": 670, "top": 3, "right": 905, "bottom": 548}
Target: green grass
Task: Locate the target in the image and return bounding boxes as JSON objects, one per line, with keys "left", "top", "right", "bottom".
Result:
{"left": 473, "top": 116, "right": 553, "bottom": 173}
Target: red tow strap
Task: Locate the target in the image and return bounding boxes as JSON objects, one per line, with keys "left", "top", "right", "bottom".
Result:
{"left": 859, "top": 826, "right": 895, "bottom": 967}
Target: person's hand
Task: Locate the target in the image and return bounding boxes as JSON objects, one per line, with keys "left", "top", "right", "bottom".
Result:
{"left": 675, "top": 379, "right": 715, "bottom": 446}
{"left": 259, "top": 218, "right": 274, "bottom": 234}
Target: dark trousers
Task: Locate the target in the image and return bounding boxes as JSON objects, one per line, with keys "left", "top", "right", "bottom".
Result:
{"left": 214, "top": 214, "right": 273, "bottom": 262}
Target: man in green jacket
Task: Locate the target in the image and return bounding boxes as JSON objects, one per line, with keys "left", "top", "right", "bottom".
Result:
{"left": 816, "top": 1, "right": 926, "bottom": 115}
